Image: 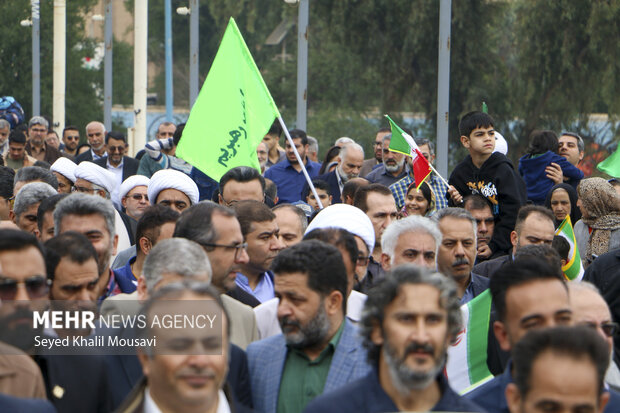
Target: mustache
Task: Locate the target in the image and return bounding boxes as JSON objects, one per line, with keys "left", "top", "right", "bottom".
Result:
{"left": 404, "top": 341, "right": 434, "bottom": 357}
{"left": 176, "top": 367, "right": 217, "bottom": 379}
{"left": 451, "top": 257, "right": 469, "bottom": 267}
{"left": 279, "top": 316, "right": 301, "bottom": 331}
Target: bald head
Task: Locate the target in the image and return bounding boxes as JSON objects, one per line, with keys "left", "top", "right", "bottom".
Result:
{"left": 569, "top": 282, "right": 614, "bottom": 352}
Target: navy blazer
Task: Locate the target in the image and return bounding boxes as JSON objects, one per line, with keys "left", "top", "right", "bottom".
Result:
{"left": 247, "top": 318, "right": 371, "bottom": 413}
{"left": 94, "top": 156, "right": 140, "bottom": 182}
{"left": 0, "top": 393, "right": 56, "bottom": 413}
{"left": 304, "top": 369, "right": 486, "bottom": 413}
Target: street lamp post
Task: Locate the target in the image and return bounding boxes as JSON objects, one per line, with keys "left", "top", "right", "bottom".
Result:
{"left": 31, "top": 0, "right": 41, "bottom": 117}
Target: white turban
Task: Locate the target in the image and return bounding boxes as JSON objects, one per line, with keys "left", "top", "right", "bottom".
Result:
{"left": 493, "top": 131, "right": 508, "bottom": 155}
{"left": 305, "top": 203, "right": 375, "bottom": 253}
{"left": 50, "top": 157, "right": 77, "bottom": 183}
{"left": 148, "top": 169, "right": 199, "bottom": 205}
{"left": 119, "top": 175, "right": 150, "bottom": 200}
{"left": 74, "top": 161, "right": 116, "bottom": 194}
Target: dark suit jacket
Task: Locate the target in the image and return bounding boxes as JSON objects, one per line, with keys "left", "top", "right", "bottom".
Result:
{"left": 94, "top": 156, "right": 140, "bottom": 182}
{"left": 0, "top": 393, "right": 56, "bottom": 413}
{"left": 302, "top": 170, "right": 342, "bottom": 204}
{"left": 35, "top": 352, "right": 112, "bottom": 413}
{"left": 473, "top": 254, "right": 512, "bottom": 278}
{"left": 74, "top": 149, "right": 94, "bottom": 164}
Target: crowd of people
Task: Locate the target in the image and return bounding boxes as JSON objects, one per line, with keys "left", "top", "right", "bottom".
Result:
{"left": 0, "top": 110, "right": 619, "bottom": 412}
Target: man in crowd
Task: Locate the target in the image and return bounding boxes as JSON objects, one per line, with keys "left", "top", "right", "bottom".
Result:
{"left": 25, "top": 116, "right": 62, "bottom": 164}
{"left": 148, "top": 168, "right": 199, "bottom": 214}
{"left": 50, "top": 157, "right": 77, "bottom": 194}
{"left": 380, "top": 215, "right": 441, "bottom": 271}
{"left": 353, "top": 184, "right": 398, "bottom": 290}
{"left": 54, "top": 193, "right": 136, "bottom": 300}
{"left": 473, "top": 205, "right": 555, "bottom": 277}
{"left": 506, "top": 327, "right": 610, "bottom": 413}
{"left": 360, "top": 127, "right": 390, "bottom": 177}
{"left": 173, "top": 201, "right": 259, "bottom": 348}
{"left": 94, "top": 131, "right": 139, "bottom": 206}
{"left": 365, "top": 134, "right": 408, "bottom": 187}
{"left": 560, "top": 132, "right": 585, "bottom": 167}
{"left": 0, "top": 166, "right": 15, "bottom": 220}
{"left": 265, "top": 129, "right": 321, "bottom": 204}
{"left": 434, "top": 208, "right": 489, "bottom": 303}
{"left": 219, "top": 166, "right": 265, "bottom": 206}
{"left": 0, "top": 119, "right": 9, "bottom": 155}
{"left": 247, "top": 240, "right": 371, "bottom": 413}
{"left": 305, "top": 179, "right": 332, "bottom": 211}
{"left": 307, "top": 136, "right": 319, "bottom": 163}
{"left": 232, "top": 200, "right": 284, "bottom": 303}
{"left": 136, "top": 121, "right": 177, "bottom": 177}
{"left": 61, "top": 125, "right": 80, "bottom": 158}
{"left": 36, "top": 193, "right": 67, "bottom": 242}
{"left": 273, "top": 204, "right": 307, "bottom": 248}
{"left": 315, "top": 143, "right": 365, "bottom": 204}
{"left": 304, "top": 265, "right": 484, "bottom": 413}
{"left": 341, "top": 177, "right": 369, "bottom": 205}
{"left": 119, "top": 175, "right": 150, "bottom": 223}
{"left": 465, "top": 257, "right": 573, "bottom": 411}
{"left": 10, "top": 182, "right": 57, "bottom": 234}
{"left": 464, "top": 194, "right": 500, "bottom": 263}
{"left": 4, "top": 129, "right": 36, "bottom": 170}
{"left": 45, "top": 130, "right": 60, "bottom": 151}
{"left": 257, "top": 141, "right": 269, "bottom": 173}
{"left": 263, "top": 121, "right": 285, "bottom": 168}
{"left": 76, "top": 121, "right": 107, "bottom": 163}
{"left": 14, "top": 165, "right": 58, "bottom": 195}
{"left": 390, "top": 138, "right": 448, "bottom": 210}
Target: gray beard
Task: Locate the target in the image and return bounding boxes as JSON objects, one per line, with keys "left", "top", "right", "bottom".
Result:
{"left": 384, "top": 158, "right": 405, "bottom": 173}
{"left": 382, "top": 339, "right": 445, "bottom": 394}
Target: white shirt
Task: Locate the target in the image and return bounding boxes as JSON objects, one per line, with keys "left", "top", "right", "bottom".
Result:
{"left": 106, "top": 157, "right": 124, "bottom": 210}
{"left": 144, "top": 388, "right": 231, "bottom": 413}
{"left": 254, "top": 291, "right": 367, "bottom": 340}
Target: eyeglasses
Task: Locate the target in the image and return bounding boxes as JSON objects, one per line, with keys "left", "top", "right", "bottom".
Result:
{"left": 581, "top": 321, "right": 619, "bottom": 338}
{"left": 128, "top": 194, "right": 148, "bottom": 201}
{"left": 65, "top": 135, "right": 79, "bottom": 141}
{"left": 200, "top": 242, "right": 248, "bottom": 259}
{"left": 108, "top": 145, "right": 125, "bottom": 153}
{"left": 0, "top": 276, "right": 51, "bottom": 300}
{"left": 72, "top": 185, "right": 98, "bottom": 194}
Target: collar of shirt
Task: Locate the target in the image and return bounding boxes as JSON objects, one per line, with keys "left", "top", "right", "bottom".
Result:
{"left": 335, "top": 167, "right": 345, "bottom": 193}
{"left": 91, "top": 149, "right": 103, "bottom": 161}
{"left": 460, "top": 274, "right": 475, "bottom": 304}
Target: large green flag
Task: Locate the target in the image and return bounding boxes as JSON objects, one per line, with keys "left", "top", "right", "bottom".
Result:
{"left": 176, "top": 18, "right": 280, "bottom": 181}
{"left": 597, "top": 145, "right": 620, "bottom": 178}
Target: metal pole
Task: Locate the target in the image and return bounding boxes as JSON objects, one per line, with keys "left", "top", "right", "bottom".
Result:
{"left": 104, "top": 0, "right": 113, "bottom": 131}
{"left": 133, "top": 0, "right": 148, "bottom": 155}
{"left": 436, "top": 0, "right": 451, "bottom": 178}
{"left": 189, "top": 0, "right": 199, "bottom": 107}
{"left": 31, "top": 0, "right": 40, "bottom": 117}
{"left": 296, "top": 0, "right": 308, "bottom": 131}
{"left": 164, "top": 0, "right": 173, "bottom": 121}
{"left": 53, "top": 0, "right": 66, "bottom": 134}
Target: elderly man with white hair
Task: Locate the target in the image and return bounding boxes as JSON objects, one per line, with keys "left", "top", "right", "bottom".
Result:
{"left": 10, "top": 182, "right": 57, "bottom": 234}
{"left": 73, "top": 161, "right": 132, "bottom": 251}
{"left": 380, "top": 214, "right": 442, "bottom": 271}
{"left": 312, "top": 142, "right": 365, "bottom": 204}
{"left": 253, "top": 203, "right": 375, "bottom": 339}
{"left": 147, "top": 169, "right": 199, "bottom": 214}
{"left": 50, "top": 157, "right": 77, "bottom": 194}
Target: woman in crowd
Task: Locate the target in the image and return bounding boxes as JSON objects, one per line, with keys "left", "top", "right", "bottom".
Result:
{"left": 402, "top": 181, "right": 435, "bottom": 217}
{"left": 544, "top": 183, "right": 581, "bottom": 227}
{"left": 574, "top": 177, "right": 620, "bottom": 266}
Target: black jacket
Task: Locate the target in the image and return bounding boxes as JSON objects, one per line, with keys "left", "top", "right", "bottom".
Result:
{"left": 448, "top": 153, "right": 527, "bottom": 255}
{"left": 94, "top": 156, "right": 140, "bottom": 182}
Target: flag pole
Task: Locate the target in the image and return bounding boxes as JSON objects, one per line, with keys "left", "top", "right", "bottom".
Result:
{"left": 277, "top": 116, "right": 324, "bottom": 209}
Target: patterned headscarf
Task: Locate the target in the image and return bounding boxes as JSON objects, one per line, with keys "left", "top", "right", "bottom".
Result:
{"left": 577, "top": 177, "right": 620, "bottom": 264}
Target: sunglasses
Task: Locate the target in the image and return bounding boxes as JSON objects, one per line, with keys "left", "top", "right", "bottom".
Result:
{"left": 0, "top": 276, "right": 51, "bottom": 300}
{"left": 65, "top": 135, "right": 80, "bottom": 141}
{"left": 127, "top": 194, "right": 148, "bottom": 201}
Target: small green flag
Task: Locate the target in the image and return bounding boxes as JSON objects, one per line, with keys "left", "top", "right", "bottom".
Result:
{"left": 176, "top": 18, "right": 280, "bottom": 181}
{"left": 482, "top": 102, "right": 488, "bottom": 113}
{"left": 597, "top": 145, "right": 620, "bottom": 178}
{"left": 385, "top": 115, "right": 412, "bottom": 156}
{"left": 555, "top": 215, "right": 584, "bottom": 281}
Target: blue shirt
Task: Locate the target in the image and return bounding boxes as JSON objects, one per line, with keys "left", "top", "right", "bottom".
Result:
{"left": 265, "top": 158, "right": 321, "bottom": 203}
{"left": 235, "top": 271, "right": 275, "bottom": 303}
{"left": 364, "top": 164, "right": 409, "bottom": 187}
{"left": 112, "top": 256, "right": 138, "bottom": 294}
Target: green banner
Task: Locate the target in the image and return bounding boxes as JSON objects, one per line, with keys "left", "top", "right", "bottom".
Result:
{"left": 176, "top": 18, "right": 280, "bottom": 181}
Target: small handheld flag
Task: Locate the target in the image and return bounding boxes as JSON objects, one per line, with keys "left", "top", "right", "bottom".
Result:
{"left": 597, "top": 144, "right": 620, "bottom": 178}
{"left": 384, "top": 114, "right": 432, "bottom": 190}
{"left": 555, "top": 215, "right": 584, "bottom": 281}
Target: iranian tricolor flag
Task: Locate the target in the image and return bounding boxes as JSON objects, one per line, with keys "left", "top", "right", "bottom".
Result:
{"left": 555, "top": 215, "right": 584, "bottom": 281}
{"left": 445, "top": 289, "right": 494, "bottom": 394}
{"left": 385, "top": 115, "right": 432, "bottom": 190}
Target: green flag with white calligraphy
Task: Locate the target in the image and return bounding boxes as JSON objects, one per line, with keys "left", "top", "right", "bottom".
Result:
{"left": 176, "top": 18, "right": 280, "bottom": 181}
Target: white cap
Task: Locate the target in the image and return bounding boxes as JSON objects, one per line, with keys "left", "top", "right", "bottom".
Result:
{"left": 50, "top": 157, "right": 77, "bottom": 183}
{"left": 148, "top": 169, "right": 199, "bottom": 205}
{"left": 74, "top": 161, "right": 116, "bottom": 194}
{"left": 305, "top": 203, "right": 375, "bottom": 253}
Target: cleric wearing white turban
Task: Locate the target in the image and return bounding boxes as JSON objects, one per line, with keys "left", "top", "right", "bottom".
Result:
{"left": 50, "top": 157, "right": 77, "bottom": 194}
{"left": 118, "top": 175, "right": 150, "bottom": 221}
{"left": 147, "top": 169, "right": 199, "bottom": 213}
